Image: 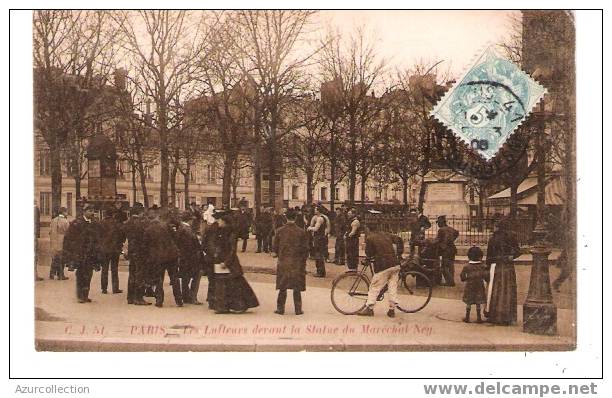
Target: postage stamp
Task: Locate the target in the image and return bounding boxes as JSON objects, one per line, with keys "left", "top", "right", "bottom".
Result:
{"left": 431, "top": 45, "right": 547, "bottom": 160}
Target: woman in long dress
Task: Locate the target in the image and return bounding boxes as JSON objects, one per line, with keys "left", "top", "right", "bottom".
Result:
{"left": 207, "top": 211, "right": 259, "bottom": 314}
{"left": 485, "top": 218, "right": 521, "bottom": 325}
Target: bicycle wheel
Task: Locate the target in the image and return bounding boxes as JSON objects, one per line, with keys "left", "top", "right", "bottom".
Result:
{"left": 396, "top": 270, "right": 432, "bottom": 313}
{"left": 330, "top": 272, "right": 370, "bottom": 315}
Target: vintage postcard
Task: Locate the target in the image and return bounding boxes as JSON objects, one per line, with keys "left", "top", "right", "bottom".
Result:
{"left": 31, "top": 10, "right": 577, "bottom": 353}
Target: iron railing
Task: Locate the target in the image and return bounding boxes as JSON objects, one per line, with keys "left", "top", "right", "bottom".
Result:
{"left": 362, "top": 213, "right": 534, "bottom": 247}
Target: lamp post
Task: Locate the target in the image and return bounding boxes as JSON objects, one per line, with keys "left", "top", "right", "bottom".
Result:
{"left": 523, "top": 68, "right": 557, "bottom": 335}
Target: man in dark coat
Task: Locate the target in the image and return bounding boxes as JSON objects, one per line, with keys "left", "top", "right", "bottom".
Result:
{"left": 112, "top": 200, "right": 128, "bottom": 223}
{"left": 143, "top": 212, "right": 183, "bottom": 307}
{"left": 174, "top": 212, "right": 204, "bottom": 305}
{"left": 357, "top": 224, "right": 404, "bottom": 318}
{"left": 333, "top": 205, "right": 348, "bottom": 265}
{"left": 62, "top": 204, "right": 102, "bottom": 303}
{"left": 435, "top": 215, "right": 459, "bottom": 287}
{"left": 187, "top": 202, "right": 202, "bottom": 234}
{"left": 407, "top": 209, "right": 431, "bottom": 257}
{"left": 272, "top": 209, "right": 308, "bottom": 315}
{"left": 235, "top": 207, "right": 252, "bottom": 252}
{"left": 99, "top": 211, "right": 126, "bottom": 294}
{"left": 255, "top": 207, "right": 273, "bottom": 253}
{"left": 123, "top": 203, "right": 150, "bottom": 305}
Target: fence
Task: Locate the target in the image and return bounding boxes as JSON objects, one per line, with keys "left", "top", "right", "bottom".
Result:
{"left": 362, "top": 213, "right": 534, "bottom": 247}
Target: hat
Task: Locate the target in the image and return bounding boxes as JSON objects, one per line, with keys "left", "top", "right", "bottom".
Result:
{"left": 437, "top": 215, "right": 446, "bottom": 223}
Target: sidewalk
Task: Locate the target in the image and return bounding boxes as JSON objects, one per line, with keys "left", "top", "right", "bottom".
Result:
{"left": 35, "top": 266, "right": 575, "bottom": 352}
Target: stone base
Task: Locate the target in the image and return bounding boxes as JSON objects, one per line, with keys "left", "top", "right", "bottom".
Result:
{"left": 523, "top": 301, "right": 558, "bottom": 335}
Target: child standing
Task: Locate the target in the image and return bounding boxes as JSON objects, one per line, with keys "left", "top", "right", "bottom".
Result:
{"left": 460, "top": 246, "right": 488, "bottom": 323}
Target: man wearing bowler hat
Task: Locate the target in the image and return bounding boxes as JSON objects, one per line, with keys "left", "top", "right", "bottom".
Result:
{"left": 62, "top": 203, "right": 103, "bottom": 303}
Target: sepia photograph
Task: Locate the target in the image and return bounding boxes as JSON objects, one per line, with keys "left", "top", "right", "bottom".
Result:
{"left": 27, "top": 9, "right": 581, "bottom": 354}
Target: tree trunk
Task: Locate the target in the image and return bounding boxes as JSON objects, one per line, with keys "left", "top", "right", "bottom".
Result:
{"left": 170, "top": 162, "right": 177, "bottom": 207}
{"left": 158, "top": 97, "right": 169, "bottom": 207}
{"left": 417, "top": 175, "right": 427, "bottom": 213}
{"left": 50, "top": 142, "right": 62, "bottom": 217}
{"left": 509, "top": 183, "right": 518, "bottom": 219}
{"left": 136, "top": 150, "right": 149, "bottom": 208}
{"left": 131, "top": 161, "right": 137, "bottom": 205}
{"left": 329, "top": 127, "right": 336, "bottom": 209}
{"left": 306, "top": 171, "right": 314, "bottom": 204}
{"left": 348, "top": 166, "right": 356, "bottom": 205}
{"left": 268, "top": 120, "right": 277, "bottom": 209}
{"left": 402, "top": 176, "right": 409, "bottom": 205}
{"left": 222, "top": 152, "right": 235, "bottom": 208}
{"left": 183, "top": 164, "right": 191, "bottom": 210}
{"left": 253, "top": 139, "right": 262, "bottom": 217}
{"left": 360, "top": 172, "right": 367, "bottom": 205}
{"left": 232, "top": 159, "right": 239, "bottom": 207}
{"left": 477, "top": 185, "right": 485, "bottom": 232}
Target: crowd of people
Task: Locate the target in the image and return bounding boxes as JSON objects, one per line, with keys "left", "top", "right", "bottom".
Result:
{"left": 37, "top": 199, "right": 538, "bottom": 325}
{"left": 47, "top": 202, "right": 260, "bottom": 313}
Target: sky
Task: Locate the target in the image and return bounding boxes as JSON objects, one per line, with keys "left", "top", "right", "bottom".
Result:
{"left": 315, "top": 10, "right": 520, "bottom": 80}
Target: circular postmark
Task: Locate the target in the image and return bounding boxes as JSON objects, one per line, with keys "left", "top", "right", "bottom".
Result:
{"left": 431, "top": 115, "right": 531, "bottom": 181}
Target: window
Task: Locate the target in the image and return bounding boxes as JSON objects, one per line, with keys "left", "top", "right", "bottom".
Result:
{"left": 190, "top": 169, "right": 197, "bottom": 183}
{"left": 39, "top": 151, "right": 51, "bottom": 176}
{"left": 145, "top": 166, "right": 153, "bottom": 181}
{"left": 335, "top": 187, "right": 341, "bottom": 201}
{"left": 117, "top": 160, "right": 127, "bottom": 180}
{"left": 206, "top": 164, "right": 216, "bottom": 184}
{"left": 189, "top": 196, "right": 196, "bottom": 205}
{"left": 291, "top": 185, "right": 299, "bottom": 200}
{"left": 66, "top": 192, "right": 73, "bottom": 216}
{"left": 40, "top": 192, "right": 51, "bottom": 216}
{"left": 320, "top": 187, "right": 328, "bottom": 201}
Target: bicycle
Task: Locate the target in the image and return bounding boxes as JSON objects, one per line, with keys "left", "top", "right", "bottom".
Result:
{"left": 330, "top": 256, "right": 433, "bottom": 315}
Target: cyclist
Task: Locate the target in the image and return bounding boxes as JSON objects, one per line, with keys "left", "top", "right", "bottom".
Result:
{"left": 356, "top": 223, "right": 404, "bottom": 318}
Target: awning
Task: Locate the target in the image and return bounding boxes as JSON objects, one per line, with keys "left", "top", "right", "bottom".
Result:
{"left": 488, "top": 177, "right": 539, "bottom": 199}
{"left": 517, "top": 177, "right": 566, "bottom": 205}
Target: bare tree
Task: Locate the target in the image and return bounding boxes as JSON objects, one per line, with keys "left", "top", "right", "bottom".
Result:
{"left": 230, "top": 10, "right": 319, "bottom": 208}
{"left": 113, "top": 10, "right": 203, "bottom": 207}
{"left": 33, "top": 11, "right": 117, "bottom": 214}
{"left": 318, "top": 26, "right": 387, "bottom": 205}
{"left": 283, "top": 96, "right": 328, "bottom": 204}
{"left": 396, "top": 61, "right": 450, "bottom": 212}
{"left": 381, "top": 89, "right": 421, "bottom": 205}
{"left": 194, "top": 17, "right": 255, "bottom": 208}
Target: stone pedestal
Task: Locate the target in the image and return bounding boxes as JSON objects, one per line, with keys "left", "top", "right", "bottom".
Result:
{"left": 422, "top": 169, "right": 469, "bottom": 217}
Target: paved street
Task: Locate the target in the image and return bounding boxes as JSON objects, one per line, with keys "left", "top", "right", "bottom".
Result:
{"left": 35, "top": 240, "right": 575, "bottom": 351}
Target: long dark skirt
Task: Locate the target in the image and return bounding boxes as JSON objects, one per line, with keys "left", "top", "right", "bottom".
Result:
{"left": 487, "top": 262, "right": 517, "bottom": 325}
{"left": 209, "top": 273, "right": 259, "bottom": 313}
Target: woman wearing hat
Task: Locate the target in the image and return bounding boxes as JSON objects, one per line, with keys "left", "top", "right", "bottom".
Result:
{"left": 485, "top": 218, "right": 521, "bottom": 325}
{"left": 206, "top": 211, "right": 259, "bottom": 314}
